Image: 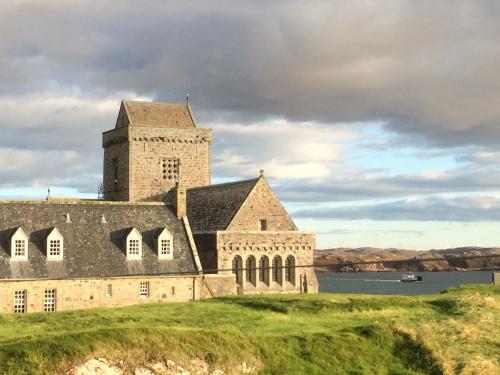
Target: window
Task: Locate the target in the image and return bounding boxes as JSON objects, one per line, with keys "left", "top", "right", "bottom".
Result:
{"left": 126, "top": 228, "right": 142, "bottom": 260}
{"left": 245, "top": 256, "right": 256, "bottom": 286}
{"left": 10, "top": 227, "right": 28, "bottom": 261}
{"left": 157, "top": 228, "right": 173, "bottom": 259}
{"left": 232, "top": 256, "right": 243, "bottom": 285}
{"left": 161, "top": 158, "right": 179, "bottom": 181}
{"left": 128, "top": 239, "right": 140, "bottom": 255}
{"left": 160, "top": 239, "right": 171, "bottom": 256}
{"left": 112, "top": 158, "right": 119, "bottom": 188}
{"left": 285, "top": 255, "right": 296, "bottom": 285}
{"left": 106, "top": 284, "right": 112, "bottom": 297}
{"left": 260, "top": 219, "right": 267, "bottom": 231}
{"left": 14, "top": 290, "right": 26, "bottom": 314}
{"left": 49, "top": 240, "right": 61, "bottom": 257}
{"left": 140, "top": 282, "right": 149, "bottom": 297}
{"left": 272, "top": 256, "right": 283, "bottom": 285}
{"left": 14, "top": 240, "right": 26, "bottom": 257}
{"left": 259, "top": 256, "right": 270, "bottom": 285}
{"left": 44, "top": 289, "right": 56, "bottom": 312}
{"left": 46, "top": 228, "right": 64, "bottom": 261}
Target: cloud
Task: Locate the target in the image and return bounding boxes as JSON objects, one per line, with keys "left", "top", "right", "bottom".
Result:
{"left": 294, "top": 195, "right": 500, "bottom": 222}
{"left": 1, "top": 1, "right": 500, "bottom": 147}
{"left": 211, "top": 119, "right": 357, "bottom": 179}
{"left": 0, "top": 147, "right": 100, "bottom": 193}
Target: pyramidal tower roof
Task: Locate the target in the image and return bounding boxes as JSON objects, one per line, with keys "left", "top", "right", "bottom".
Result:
{"left": 116, "top": 100, "right": 197, "bottom": 128}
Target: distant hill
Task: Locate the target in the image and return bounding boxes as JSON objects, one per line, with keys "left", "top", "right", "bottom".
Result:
{"left": 314, "top": 247, "right": 500, "bottom": 272}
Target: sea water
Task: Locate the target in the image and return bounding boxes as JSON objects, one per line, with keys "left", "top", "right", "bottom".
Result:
{"left": 316, "top": 271, "right": 493, "bottom": 295}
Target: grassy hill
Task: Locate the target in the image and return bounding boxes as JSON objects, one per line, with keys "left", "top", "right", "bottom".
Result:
{"left": 0, "top": 285, "right": 499, "bottom": 374}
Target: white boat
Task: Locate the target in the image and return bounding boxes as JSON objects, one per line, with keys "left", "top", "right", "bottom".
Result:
{"left": 401, "top": 272, "right": 423, "bottom": 282}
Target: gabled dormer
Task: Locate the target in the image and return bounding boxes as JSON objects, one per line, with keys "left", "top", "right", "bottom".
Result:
{"left": 46, "top": 227, "right": 64, "bottom": 261}
{"left": 125, "top": 228, "right": 142, "bottom": 260}
{"left": 9, "top": 227, "right": 28, "bottom": 261}
{"left": 157, "top": 228, "right": 173, "bottom": 260}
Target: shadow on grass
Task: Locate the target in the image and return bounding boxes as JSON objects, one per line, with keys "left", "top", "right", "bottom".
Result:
{"left": 425, "top": 298, "right": 464, "bottom": 316}
{"left": 356, "top": 324, "right": 444, "bottom": 375}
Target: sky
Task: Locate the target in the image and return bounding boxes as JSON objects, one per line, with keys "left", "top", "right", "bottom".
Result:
{"left": 1, "top": 0, "right": 500, "bottom": 250}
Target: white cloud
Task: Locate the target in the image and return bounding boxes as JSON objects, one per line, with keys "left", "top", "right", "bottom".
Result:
{"left": 211, "top": 119, "right": 358, "bottom": 179}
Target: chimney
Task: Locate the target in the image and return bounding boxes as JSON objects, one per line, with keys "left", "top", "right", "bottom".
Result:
{"left": 172, "top": 183, "right": 186, "bottom": 219}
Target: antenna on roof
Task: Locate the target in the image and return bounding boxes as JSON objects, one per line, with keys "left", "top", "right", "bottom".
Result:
{"left": 186, "top": 93, "right": 190, "bottom": 106}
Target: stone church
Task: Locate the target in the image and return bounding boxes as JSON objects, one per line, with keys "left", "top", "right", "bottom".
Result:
{"left": 0, "top": 100, "right": 318, "bottom": 313}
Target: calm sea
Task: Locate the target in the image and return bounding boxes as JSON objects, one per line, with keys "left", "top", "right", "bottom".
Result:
{"left": 316, "top": 271, "right": 494, "bottom": 295}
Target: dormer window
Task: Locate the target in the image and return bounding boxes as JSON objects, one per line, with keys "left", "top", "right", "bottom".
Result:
{"left": 125, "top": 228, "right": 142, "bottom": 260}
{"left": 46, "top": 228, "right": 64, "bottom": 261}
{"left": 10, "top": 227, "right": 28, "bottom": 261}
{"left": 157, "top": 228, "right": 173, "bottom": 260}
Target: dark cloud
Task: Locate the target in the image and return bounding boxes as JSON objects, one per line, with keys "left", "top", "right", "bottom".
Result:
{"left": 2, "top": 1, "right": 500, "bottom": 147}
{"left": 294, "top": 195, "right": 500, "bottom": 222}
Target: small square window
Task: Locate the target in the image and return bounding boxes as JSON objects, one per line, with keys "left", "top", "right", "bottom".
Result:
{"left": 161, "top": 158, "right": 179, "bottom": 181}
{"left": 14, "top": 290, "right": 26, "bottom": 314}
{"left": 140, "top": 282, "right": 149, "bottom": 298}
{"left": 44, "top": 289, "right": 56, "bottom": 312}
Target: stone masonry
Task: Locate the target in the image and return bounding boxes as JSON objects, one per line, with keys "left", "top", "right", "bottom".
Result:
{"left": 0, "top": 99, "right": 318, "bottom": 314}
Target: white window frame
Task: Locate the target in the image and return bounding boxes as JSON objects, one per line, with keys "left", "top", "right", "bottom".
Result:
{"left": 157, "top": 228, "right": 173, "bottom": 260}
{"left": 14, "top": 290, "right": 26, "bottom": 313}
{"left": 139, "top": 281, "right": 149, "bottom": 298}
{"left": 10, "top": 228, "right": 28, "bottom": 261}
{"left": 46, "top": 228, "right": 64, "bottom": 261}
{"left": 125, "top": 228, "right": 142, "bottom": 260}
{"left": 44, "top": 289, "right": 56, "bottom": 312}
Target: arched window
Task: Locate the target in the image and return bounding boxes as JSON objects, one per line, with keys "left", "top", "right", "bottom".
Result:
{"left": 259, "top": 256, "right": 270, "bottom": 286}
{"left": 285, "top": 255, "right": 296, "bottom": 285}
{"left": 272, "top": 256, "right": 283, "bottom": 285}
{"left": 232, "top": 255, "right": 243, "bottom": 285}
{"left": 245, "top": 256, "right": 256, "bottom": 286}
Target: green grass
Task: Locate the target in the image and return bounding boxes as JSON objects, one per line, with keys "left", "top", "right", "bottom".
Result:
{"left": 0, "top": 285, "right": 498, "bottom": 374}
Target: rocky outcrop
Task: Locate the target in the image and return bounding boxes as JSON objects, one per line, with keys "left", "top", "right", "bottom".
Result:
{"left": 314, "top": 247, "right": 500, "bottom": 272}
{"left": 67, "top": 357, "right": 255, "bottom": 375}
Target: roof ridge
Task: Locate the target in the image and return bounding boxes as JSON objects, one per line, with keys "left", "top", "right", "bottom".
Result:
{"left": 187, "top": 177, "right": 259, "bottom": 191}
{"left": 123, "top": 100, "right": 186, "bottom": 106}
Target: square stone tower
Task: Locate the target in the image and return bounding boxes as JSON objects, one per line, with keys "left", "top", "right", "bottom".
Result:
{"left": 102, "top": 101, "right": 212, "bottom": 201}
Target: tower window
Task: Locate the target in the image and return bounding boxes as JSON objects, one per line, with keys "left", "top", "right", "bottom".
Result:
{"left": 161, "top": 158, "right": 179, "bottom": 181}
{"left": 112, "top": 158, "right": 119, "bottom": 188}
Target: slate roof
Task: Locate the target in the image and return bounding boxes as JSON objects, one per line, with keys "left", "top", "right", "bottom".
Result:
{"left": 121, "top": 101, "right": 196, "bottom": 128}
{"left": 186, "top": 178, "right": 259, "bottom": 233}
{"left": 0, "top": 201, "right": 198, "bottom": 280}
